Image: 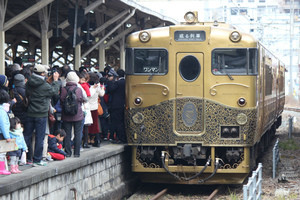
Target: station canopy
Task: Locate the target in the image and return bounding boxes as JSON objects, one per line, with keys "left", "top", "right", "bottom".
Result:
{"left": 3, "top": 0, "right": 177, "bottom": 66}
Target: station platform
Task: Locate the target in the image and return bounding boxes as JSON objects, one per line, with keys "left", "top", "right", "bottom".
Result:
{"left": 0, "top": 141, "right": 138, "bottom": 200}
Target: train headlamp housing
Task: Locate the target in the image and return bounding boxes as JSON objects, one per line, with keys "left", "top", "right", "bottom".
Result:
{"left": 230, "top": 31, "right": 242, "bottom": 42}
{"left": 134, "top": 97, "right": 143, "bottom": 106}
{"left": 236, "top": 113, "right": 247, "bottom": 125}
{"left": 221, "top": 126, "right": 240, "bottom": 138}
{"left": 139, "top": 31, "right": 151, "bottom": 43}
{"left": 184, "top": 11, "right": 197, "bottom": 23}
{"left": 132, "top": 112, "right": 144, "bottom": 124}
{"left": 237, "top": 97, "right": 246, "bottom": 107}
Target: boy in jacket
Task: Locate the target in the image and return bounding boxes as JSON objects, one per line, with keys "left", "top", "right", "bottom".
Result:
{"left": 48, "top": 129, "right": 67, "bottom": 160}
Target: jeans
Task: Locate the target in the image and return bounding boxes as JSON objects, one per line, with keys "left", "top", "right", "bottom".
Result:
{"left": 23, "top": 116, "right": 47, "bottom": 163}
{"left": 63, "top": 120, "right": 82, "bottom": 156}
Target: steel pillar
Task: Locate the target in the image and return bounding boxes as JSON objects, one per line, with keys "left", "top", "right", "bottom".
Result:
{"left": 119, "top": 36, "right": 125, "bottom": 70}
{"left": 0, "top": 31, "right": 5, "bottom": 74}
{"left": 41, "top": 30, "right": 49, "bottom": 65}
{"left": 74, "top": 44, "right": 81, "bottom": 70}
{"left": 98, "top": 43, "right": 105, "bottom": 71}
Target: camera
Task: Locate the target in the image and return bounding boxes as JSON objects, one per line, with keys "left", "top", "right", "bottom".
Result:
{"left": 47, "top": 68, "right": 57, "bottom": 77}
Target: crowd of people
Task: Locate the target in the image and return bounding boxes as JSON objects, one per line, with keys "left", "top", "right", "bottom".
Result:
{"left": 0, "top": 59, "right": 126, "bottom": 175}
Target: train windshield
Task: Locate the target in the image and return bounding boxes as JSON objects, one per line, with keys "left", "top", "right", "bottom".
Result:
{"left": 125, "top": 48, "right": 168, "bottom": 75}
{"left": 212, "top": 48, "right": 258, "bottom": 75}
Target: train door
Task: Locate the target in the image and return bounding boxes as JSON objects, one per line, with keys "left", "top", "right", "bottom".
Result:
{"left": 175, "top": 53, "right": 204, "bottom": 134}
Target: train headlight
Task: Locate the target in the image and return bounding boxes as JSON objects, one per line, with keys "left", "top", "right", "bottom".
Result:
{"left": 221, "top": 127, "right": 230, "bottom": 138}
{"left": 132, "top": 112, "right": 144, "bottom": 124}
{"left": 221, "top": 126, "right": 240, "bottom": 138}
{"left": 237, "top": 97, "right": 246, "bottom": 107}
{"left": 134, "top": 97, "right": 143, "bottom": 106}
{"left": 139, "top": 31, "right": 151, "bottom": 43}
{"left": 184, "top": 11, "right": 197, "bottom": 23}
{"left": 236, "top": 113, "right": 247, "bottom": 125}
{"left": 230, "top": 31, "right": 242, "bottom": 42}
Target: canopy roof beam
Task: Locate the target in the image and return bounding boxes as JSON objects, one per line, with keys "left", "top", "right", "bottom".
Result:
{"left": 3, "top": 0, "right": 54, "bottom": 31}
{"left": 81, "top": 9, "right": 136, "bottom": 59}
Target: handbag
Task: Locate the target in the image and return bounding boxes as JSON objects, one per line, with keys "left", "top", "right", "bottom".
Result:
{"left": 48, "top": 110, "right": 56, "bottom": 127}
{"left": 97, "top": 98, "right": 104, "bottom": 116}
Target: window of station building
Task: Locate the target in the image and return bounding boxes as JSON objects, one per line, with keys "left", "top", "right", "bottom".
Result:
{"left": 239, "top": 8, "right": 248, "bottom": 15}
{"left": 211, "top": 48, "right": 258, "bottom": 76}
{"left": 125, "top": 48, "right": 168, "bottom": 75}
{"left": 231, "top": 8, "right": 238, "bottom": 15}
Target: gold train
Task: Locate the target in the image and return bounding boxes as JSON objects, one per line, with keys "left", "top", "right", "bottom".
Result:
{"left": 124, "top": 11, "right": 285, "bottom": 184}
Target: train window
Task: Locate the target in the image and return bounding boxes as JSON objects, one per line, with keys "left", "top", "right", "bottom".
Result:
{"left": 179, "top": 55, "right": 200, "bottom": 82}
{"left": 212, "top": 48, "right": 257, "bottom": 76}
{"left": 125, "top": 48, "right": 168, "bottom": 75}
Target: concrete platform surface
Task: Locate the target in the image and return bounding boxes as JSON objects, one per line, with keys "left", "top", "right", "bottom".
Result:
{"left": 0, "top": 142, "right": 125, "bottom": 196}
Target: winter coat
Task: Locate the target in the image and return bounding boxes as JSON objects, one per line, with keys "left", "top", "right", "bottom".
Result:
{"left": 0, "top": 105, "right": 10, "bottom": 139}
{"left": 107, "top": 78, "right": 125, "bottom": 110}
{"left": 60, "top": 82, "right": 84, "bottom": 122}
{"left": 48, "top": 134, "right": 67, "bottom": 156}
{"left": 25, "top": 73, "right": 60, "bottom": 118}
{"left": 9, "top": 129, "right": 27, "bottom": 151}
{"left": 88, "top": 83, "right": 105, "bottom": 111}
{"left": 12, "top": 83, "right": 27, "bottom": 124}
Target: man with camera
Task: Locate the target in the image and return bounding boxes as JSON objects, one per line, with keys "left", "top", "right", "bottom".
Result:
{"left": 24, "top": 64, "right": 60, "bottom": 166}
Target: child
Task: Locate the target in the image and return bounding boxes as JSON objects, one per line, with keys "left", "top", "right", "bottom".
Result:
{"left": 48, "top": 129, "right": 67, "bottom": 160}
{"left": 0, "top": 89, "right": 12, "bottom": 175}
{"left": 8, "top": 117, "right": 28, "bottom": 174}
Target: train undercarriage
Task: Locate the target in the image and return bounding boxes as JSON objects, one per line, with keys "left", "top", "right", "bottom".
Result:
{"left": 132, "top": 144, "right": 251, "bottom": 184}
{"left": 132, "top": 120, "right": 280, "bottom": 185}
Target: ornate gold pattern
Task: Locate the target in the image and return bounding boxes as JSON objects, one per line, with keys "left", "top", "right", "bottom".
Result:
{"left": 176, "top": 98, "right": 203, "bottom": 132}
{"left": 125, "top": 98, "right": 257, "bottom": 146}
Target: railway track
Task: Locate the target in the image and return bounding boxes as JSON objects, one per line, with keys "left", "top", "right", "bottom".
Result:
{"left": 127, "top": 183, "right": 234, "bottom": 200}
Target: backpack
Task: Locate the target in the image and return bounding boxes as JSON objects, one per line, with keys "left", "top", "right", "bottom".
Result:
{"left": 63, "top": 86, "right": 78, "bottom": 116}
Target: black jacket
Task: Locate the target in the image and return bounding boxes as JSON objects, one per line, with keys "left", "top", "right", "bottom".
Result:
{"left": 107, "top": 78, "right": 125, "bottom": 110}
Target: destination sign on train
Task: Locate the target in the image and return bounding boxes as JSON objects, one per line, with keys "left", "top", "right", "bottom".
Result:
{"left": 174, "top": 31, "right": 206, "bottom": 41}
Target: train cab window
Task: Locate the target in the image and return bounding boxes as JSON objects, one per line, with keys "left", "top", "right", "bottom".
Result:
{"left": 125, "top": 48, "right": 168, "bottom": 75}
{"left": 179, "top": 55, "right": 200, "bottom": 81}
{"left": 212, "top": 48, "right": 257, "bottom": 75}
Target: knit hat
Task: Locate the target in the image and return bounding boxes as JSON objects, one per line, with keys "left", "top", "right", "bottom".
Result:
{"left": 66, "top": 71, "right": 79, "bottom": 83}
{"left": 108, "top": 68, "right": 118, "bottom": 77}
{"left": 14, "top": 74, "right": 25, "bottom": 87}
{"left": 0, "top": 75, "right": 8, "bottom": 87}
{"left": 33, "top": 64, "right": 47, "bottom": 73}
{"left": 11, "top": 63, "right": 21, "bottom": 71}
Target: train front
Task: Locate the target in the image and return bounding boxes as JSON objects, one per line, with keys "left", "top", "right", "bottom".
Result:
{"left": 125, "top": 12, "right": 258, "bottom": 184}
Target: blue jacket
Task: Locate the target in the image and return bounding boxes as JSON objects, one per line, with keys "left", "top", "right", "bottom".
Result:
{"left": 9, "top": 129, "right": 27, "bottom": 151}
{"left": 0, "top": 105, "right": 10, "bottom": 139}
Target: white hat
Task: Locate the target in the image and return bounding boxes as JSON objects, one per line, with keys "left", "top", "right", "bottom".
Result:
{"left": 33, "top": 64, "right": 48, "bottom": 73}
{"left": 66, "top": 71, "right": 79, "bottom": 83}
